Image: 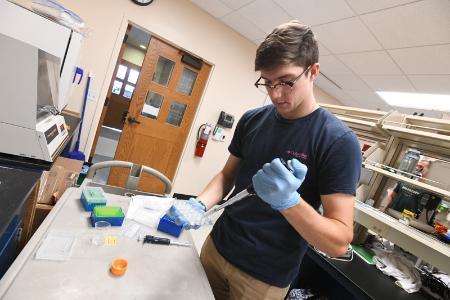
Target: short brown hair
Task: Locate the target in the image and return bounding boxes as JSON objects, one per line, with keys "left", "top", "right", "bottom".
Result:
{"left": 255, "top": 20, "right": 319, "bottom": 71}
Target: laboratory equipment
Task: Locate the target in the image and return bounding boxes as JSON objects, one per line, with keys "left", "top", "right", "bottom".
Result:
{"left": 321, "top": 103, "right": 450, "bottom": 279}
{"left": 171, "top": 200, "right": 213, "bottom": 227}
{"left": 110, "top": 258, "right": 128, "bottom": 276}
{"left": 416, "top": 193, "right": 442, "bottom": 226}
{"left": 398, "top": 149, "right": 421, "bottom": 175}
{"left": 165, "top": 158, "right": 295, "bottom": 230}
{"left": 434, "top": 202, "right": 450, "bottom": 228}
{"left": 141, "top": 235, "right": 191, "bottom": 247}
{"left": 0, "top": 160, "right": 215, "bottom": 299}
{"left": 157, "top": 214, "right": 183, "bottom": 237}
{"left": 203, "top": 187, "right": 255, "bottom": 217}
{"left": 80, "top": 186, "right": 107, "bottom": 211}
{"left": 0, "top": 1, "right": 83, "bottom": 161}
{"left": 90, "top": 206, "right": 125, "bottom": 226}
{"left": 35, "top": 231, "right": 75, "bottom": 261}
{"left": 91, "top": 221, "right": 111, "bottom": 246}
{"left": 204, "top": 158, "right": 294, "bottom": 217}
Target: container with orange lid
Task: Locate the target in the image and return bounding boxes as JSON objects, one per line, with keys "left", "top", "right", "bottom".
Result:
{"left": 110, "top": 258, "right": 128, "bottom": 276}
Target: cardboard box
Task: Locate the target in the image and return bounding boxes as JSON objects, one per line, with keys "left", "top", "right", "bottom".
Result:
{"left": 30, "top": 204, "right": 53, "bottom": 236}
{"left": 54, "top": 157, "right": 85, "bottom": 174}
{"left": 37, "top": 157, "right": 83, "bottom": 205}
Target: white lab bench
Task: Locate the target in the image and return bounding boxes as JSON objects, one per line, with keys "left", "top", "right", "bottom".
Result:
{"left": 0, "top": 185, "right": 214, "bottom": 299}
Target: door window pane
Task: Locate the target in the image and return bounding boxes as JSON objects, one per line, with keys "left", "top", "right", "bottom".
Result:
{"left": 112, "top": 80, "right": 123, "bottom": 95}
{"left": 123, "top": 84, "right": 135, "bottom": 99}
{"left": 128, "top": 69, "right": 140, "bottom": 84}
{"left": 153, "top": 56, "right": 175, "bottom": 86}
{"left": 166, "top": 101, "right": 186, "bottom": 127}
{"left": 117, "top": 65, "right": 127, "bottom": 80}
{"left": 141, "top": 91, "right": 164, "bottom": 119}
{"left": 177, "top": 68, "right": 198, "bottom": 96}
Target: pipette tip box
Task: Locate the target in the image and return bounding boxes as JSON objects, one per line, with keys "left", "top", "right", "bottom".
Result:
{"left": 157, "top": 214, "right": 183, "bottom": 237}
{"left": 90, "top": 206, "right": 125, "bottom": 226}
{"left": 80, "top": 187, "right": 107, "bottom": 211}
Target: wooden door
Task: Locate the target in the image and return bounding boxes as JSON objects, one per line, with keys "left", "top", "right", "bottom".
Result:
{"left": 103, "top": 60, "right": 141, "bottom": 130}
{"left": 108, "top": 36, "right": 211, "bottom": 194}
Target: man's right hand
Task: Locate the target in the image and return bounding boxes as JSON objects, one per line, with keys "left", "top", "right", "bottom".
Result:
{"left": 167, "top": 198, "right": 207, "bottom": 230}
{"left": 252, "top": 158, "right": 307, "bottom": 210}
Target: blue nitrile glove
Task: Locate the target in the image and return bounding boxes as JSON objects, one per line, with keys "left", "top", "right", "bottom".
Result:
{"left": 167, "top": 198, "right": 206, "bottom": 230}
{"left": 252, "top": 158, "right": 307, "bottom": 210}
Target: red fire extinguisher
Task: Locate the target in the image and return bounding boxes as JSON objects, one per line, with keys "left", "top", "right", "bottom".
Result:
{"left": 195, "top": 123, "right": 212, "bottom": 157}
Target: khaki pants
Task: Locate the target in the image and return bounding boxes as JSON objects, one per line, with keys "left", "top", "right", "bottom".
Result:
{"left": 200, "top": 235, "right": 289, "bottom": 300}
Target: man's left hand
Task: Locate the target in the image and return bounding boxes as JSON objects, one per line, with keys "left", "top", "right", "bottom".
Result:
{"left": 167, "top": 198, "right": 206, "bottom": 229}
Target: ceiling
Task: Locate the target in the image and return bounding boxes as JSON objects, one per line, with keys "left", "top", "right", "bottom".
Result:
{"left": 190, "top": 0, "right": 450, "bottom": 117}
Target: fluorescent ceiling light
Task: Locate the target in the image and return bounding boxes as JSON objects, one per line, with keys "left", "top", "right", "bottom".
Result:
{"left": 139, "top": 44, "right": 146, "bottom": 49}
{"left": 377, "top": 91, "right": 450, "bottom": 112}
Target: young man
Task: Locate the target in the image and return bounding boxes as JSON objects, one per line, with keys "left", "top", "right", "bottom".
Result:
{"left": 173, "top": 21, "right": 361, "bottom": 299}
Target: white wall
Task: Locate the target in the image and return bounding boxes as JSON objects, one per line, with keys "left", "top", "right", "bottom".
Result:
{"left": 16, "top": 0, "right": 264, "bottom": 195}
{"left": 15, "top": 0, "right": 344, "bottom": 196}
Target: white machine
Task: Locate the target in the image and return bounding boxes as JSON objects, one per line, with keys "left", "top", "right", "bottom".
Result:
{"left": 0, "top": 1, "right": 82, "bottom": 162}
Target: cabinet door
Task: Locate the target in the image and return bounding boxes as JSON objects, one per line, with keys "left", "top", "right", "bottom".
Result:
{"left": 0, "top": 216, "right": 21, "bottom": 278}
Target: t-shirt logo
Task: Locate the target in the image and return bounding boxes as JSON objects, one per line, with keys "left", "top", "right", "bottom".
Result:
{"left": 287, "top": 150, "right": 308, "bottom": 160}
{"left": 400, "top": 185, "right": 420, "bottom": 196}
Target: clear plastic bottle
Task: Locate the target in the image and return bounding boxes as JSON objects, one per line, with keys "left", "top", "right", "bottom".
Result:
{"left": 398, "top": 149, "right": 421, "bottom": 174}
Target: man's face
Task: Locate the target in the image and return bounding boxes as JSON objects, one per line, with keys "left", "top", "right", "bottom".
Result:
{"left": 259, "top": 63, "right": 318, "bottom": 119}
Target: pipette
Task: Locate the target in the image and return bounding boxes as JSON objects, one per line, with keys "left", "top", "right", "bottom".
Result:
{"left": 141, "top": 235, "right": 191, "bottom": 247}
{"left": 203, "top": 186, "right": 254, "bottom": 217}
{"left": 203, "top": 159, "right": 294, "bottom": 217}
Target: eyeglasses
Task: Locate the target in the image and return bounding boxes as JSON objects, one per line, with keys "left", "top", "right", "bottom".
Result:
{"left": 254, "top": 65, "right": 312, "bottom": 95}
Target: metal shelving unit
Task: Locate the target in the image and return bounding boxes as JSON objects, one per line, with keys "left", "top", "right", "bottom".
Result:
{"left": 362, "top": 162, "right": 450, "bottom": 199}
{"left": 321, "top": 103, "right": 450, "bottom": 272}
{"left": 354, "top": 201, "right": 450, "bottom": 274}
{"left": 382, "top": 115, "right": 450, "bottom": 156}
{"left": 320, "top": 103, "right": 392, "bottom": 143}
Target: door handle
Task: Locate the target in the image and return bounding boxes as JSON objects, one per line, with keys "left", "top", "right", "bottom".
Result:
{"left": 127, "top": 116, "right": 141, "bottom": 124}
{"left": 121, "top": 111, "right": 128, "bottom": 124}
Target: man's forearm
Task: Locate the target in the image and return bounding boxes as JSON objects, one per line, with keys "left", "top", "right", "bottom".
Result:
{"left": 281, "top": 200, "right": 353, "bottom": 257}
{"left": 197, "top": 172, "right": 235, "bottom": 209}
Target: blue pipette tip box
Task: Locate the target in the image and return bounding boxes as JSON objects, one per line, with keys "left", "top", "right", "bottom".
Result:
{"left": 157, "top": 214, "right": 183, "bottom": 237}
{"left": 90, "top": 206, "right": 125, "bottom": 227}
{"left": 80, "top": 187, "right": 107, "bottom": 211}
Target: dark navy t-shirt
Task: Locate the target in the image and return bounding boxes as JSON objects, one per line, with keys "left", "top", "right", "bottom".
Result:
{"left": 211, "top": 105, "right": 362, "bottom": 287}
